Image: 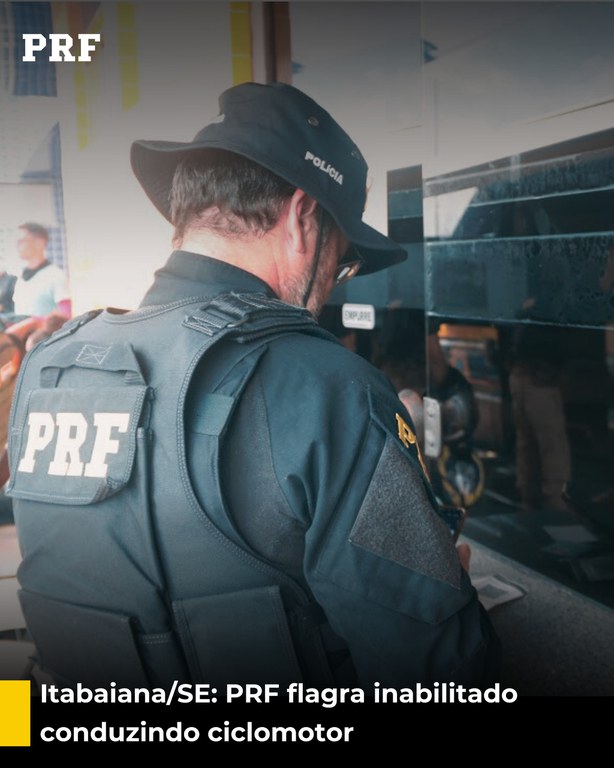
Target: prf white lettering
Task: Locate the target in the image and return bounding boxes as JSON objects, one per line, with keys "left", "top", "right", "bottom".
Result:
{"left": 18, "top": 412, "right": 130, "bottom": 478}
{"left": 22, "top": 33, "right": 101, "bottom": 62}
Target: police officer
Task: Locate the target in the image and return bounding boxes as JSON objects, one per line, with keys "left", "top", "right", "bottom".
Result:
{"left": 8, "top": 82, "right": 499, "bottom": 690}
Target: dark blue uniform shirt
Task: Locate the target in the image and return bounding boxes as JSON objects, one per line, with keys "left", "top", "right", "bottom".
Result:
{"left": 142, "top": 250, "right": 500, "bottom": 688}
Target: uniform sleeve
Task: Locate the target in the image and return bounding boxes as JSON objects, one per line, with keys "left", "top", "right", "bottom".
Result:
{"left": 260, "top": 340, "right": 501, "bottom": 689}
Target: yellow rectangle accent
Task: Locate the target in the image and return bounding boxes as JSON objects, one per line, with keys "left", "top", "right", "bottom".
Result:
{"left": 120, "top": 59, "right": 139, "bottom": 83}
{"left": 231, "top": 18, "right": 251, "bottom": 53}
{"left": 77, "top": 111, "right": 90, "bottom": 150}
{"left": 117, "top": 2, "right": 136, "bottom": 27}
{"left": 122, "top": 85, "right": 140, "bottom": 111}
{"left": 118, "top": 29, "right": 137, "bottom": 53}
{"left": 230, "top": 1, "right": 252, "bottom": 83}
{"left": 232, "top": 56, "right": 252, "bottom": 86}
{"left": 0, "top": 680, "right": 30, "bottom": 747}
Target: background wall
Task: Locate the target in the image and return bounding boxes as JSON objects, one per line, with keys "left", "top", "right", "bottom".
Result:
{"left": 1, "top": 1, "right": 420, "bottom": 313}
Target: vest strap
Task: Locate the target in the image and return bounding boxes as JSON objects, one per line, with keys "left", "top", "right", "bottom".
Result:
{"left": 42, "top": 309, "right": 103, "bottom": 346}
{"left": 182, "top": 291, "right": 318, "bottom": 339}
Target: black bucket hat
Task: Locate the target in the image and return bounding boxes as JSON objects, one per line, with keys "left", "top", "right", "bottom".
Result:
{"left": 131, "top": 81, "right": 406, "bottom": 276}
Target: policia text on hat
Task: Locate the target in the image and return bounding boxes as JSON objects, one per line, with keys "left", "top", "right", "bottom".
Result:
{"left": 7, "top": 83, "right": 500, "bottom": 689}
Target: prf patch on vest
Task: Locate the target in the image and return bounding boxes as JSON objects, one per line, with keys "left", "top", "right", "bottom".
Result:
{"left": 8, "top": 385, "right": 147, "bottom": 505}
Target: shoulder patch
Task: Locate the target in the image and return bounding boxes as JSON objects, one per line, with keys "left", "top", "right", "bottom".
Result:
{"left": 368, "top": 388, "right": 429, "bottom": 477}
{"left": 394, "top": 411, "right": 429, "bottom": 476}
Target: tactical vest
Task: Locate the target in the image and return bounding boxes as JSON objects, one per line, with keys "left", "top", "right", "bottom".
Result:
{"left": 7, "top": 292, "right": 342, "bottom": 689}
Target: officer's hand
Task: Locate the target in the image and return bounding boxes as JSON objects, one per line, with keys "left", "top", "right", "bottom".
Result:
{"left": 457, "top": 542, "right": 471, "bottom": 572}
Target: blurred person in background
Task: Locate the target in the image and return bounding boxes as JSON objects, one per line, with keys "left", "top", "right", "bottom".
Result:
{"left": 12, "top": 222, "right": 71, "bottom": 321}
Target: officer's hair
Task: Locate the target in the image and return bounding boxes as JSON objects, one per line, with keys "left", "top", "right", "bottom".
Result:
{"left": 18, "top": 222, "right": 49, "bottom": 243}
{"left": 170, "top": 149, "right": 334, "bottom": 242}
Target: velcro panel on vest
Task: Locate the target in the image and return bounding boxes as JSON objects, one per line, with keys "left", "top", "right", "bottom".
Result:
{"left": 39, "top": 339, "right": 146, "bottom": 386}
{"left": 173, "top": 585, "right": 304, "bottom": 686}
{"left": 8, "top": 385, "right": 147, "bottom": 504}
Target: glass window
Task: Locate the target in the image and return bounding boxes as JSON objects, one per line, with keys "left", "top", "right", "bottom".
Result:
{"left": 303, "top": 2, "right": 614, "bottom": 610}
{"left": 421, "top": 1, "right": 614, "bottom": 607}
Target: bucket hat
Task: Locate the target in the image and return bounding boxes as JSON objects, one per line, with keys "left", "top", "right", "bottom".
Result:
{"left": 131, "top": 81, "right": 406, "bottom": 276}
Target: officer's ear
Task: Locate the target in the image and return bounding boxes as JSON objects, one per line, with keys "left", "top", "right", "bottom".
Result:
{"left": 283, "top": 188, "right": 319, "bottom": 259}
